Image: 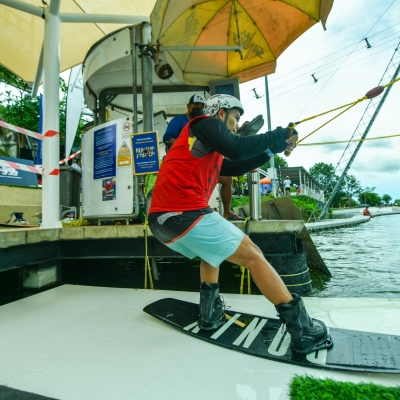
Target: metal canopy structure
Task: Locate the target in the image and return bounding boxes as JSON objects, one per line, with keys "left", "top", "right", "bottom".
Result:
{"left": 0, "top": 0, "right": 334, "bottom": 228}
{"left": 82, "top": 25, "right": 209, "bottom": 123}
{"left": 0, "top": 0, "right": 155, "bottom": 228}
{"left": 0, "top": 0, "right": 154, "bottom": 83}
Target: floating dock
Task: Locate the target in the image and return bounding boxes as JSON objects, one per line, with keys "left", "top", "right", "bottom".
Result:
{"left": 0, "top": 286, "right": 399, "bottom": 400}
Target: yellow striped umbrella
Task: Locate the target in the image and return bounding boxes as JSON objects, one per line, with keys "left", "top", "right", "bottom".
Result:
{"left": 151, "top": 0, "right": 334, "bottom": 86}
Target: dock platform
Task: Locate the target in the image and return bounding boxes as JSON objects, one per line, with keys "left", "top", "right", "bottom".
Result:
{"left": 0, "top": 286, "right": 399, "bottom": 400}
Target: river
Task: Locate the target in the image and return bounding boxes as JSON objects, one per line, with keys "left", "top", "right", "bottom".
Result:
{"left": 309, "top": 214, "right": 400, "bottom": 298}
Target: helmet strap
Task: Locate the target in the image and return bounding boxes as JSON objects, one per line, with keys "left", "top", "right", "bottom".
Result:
{"left": 223, "top": 108, "right": 231, "bottom": 125}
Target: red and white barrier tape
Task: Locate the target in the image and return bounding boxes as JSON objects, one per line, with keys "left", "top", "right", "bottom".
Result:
{"left": 0, "top": 120, "right": 43, "bottom": 141}
{"left": 1, "top": 150, "right": 82, "bottom": 176}
{"left": 59, "top": 150, "right": 82, "bottom": 165}
{"left": 0, "top": 159, "right": 42, "bottom": 174}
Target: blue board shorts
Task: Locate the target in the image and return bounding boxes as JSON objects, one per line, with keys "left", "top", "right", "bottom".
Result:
{"left": 148, "top": 208, "right": 244, "bottom": 268}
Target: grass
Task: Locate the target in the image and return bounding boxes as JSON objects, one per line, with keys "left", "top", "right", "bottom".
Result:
{"left": 289, "top": 375, "right": 400, "bottom": 400}
{"left": 231, "top": 194, "right": 332, "bottom": 221}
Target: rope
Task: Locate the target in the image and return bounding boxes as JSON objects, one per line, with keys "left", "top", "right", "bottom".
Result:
{"left": 239, "top": 216, "right": 252, "bottom": 295}
{"left": 295, "top": 99, "right": 361, "bottom": 146}
{"left": 279, "top": 268, "right": 309, "bottom": 278}
{"left": 61, "top": 218, "right": 90, "bottom": 227}
{"left": 285, "top": 280, "right": 312, "bottom": 287}
{"left": 283, "top": 78, "right": 400, "bottom": 147}
{"left": 142, "top": 212, "right": 154, "bottom": 290}
{"left": 298, "top": 133, "right": 400, "bottom": 146}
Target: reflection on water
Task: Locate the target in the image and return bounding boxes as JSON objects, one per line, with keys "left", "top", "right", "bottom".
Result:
{"left": 309, "top": 214, "right": 400, "bottom": 298}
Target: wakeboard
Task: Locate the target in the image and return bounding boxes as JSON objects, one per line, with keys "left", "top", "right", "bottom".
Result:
{"left": 143, "top": 298, "right": 400, "bottom": 373}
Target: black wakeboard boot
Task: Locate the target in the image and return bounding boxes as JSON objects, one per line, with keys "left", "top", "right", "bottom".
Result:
{"left": 198, "top": 282, "right": 226, "bottom": 331}
{"left": 275, "top": 294, "right": 333, "bottom": 354}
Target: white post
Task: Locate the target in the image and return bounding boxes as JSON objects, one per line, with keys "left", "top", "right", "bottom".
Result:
{"left": 41, "top": 0, "right": 62, "bottom": 228}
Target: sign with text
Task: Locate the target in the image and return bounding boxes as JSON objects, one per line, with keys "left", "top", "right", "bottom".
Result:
{"left": 131, "top": 131, "right": 160, "bottom": 175}
{"left": 93, "top": 124, "right": 116, "bottom": 180}
{"left": 0, "top": 156, "right": 38, "bottom": 187}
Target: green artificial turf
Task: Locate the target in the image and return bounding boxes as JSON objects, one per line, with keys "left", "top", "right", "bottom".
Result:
{"left": 289, "top": 375, "right": 400, "bottom": 400}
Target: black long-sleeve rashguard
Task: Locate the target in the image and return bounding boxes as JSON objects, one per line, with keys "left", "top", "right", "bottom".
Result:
{"left": 190, "top": 117, "right": 285, "bottom": 177}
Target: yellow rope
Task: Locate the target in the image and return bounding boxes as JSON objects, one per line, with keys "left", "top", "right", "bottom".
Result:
{"left": 383, "top": 76, "right": 400, "bottom": 88}
{"left": 239, "top": 217, "right": 252, "bottom": 295}
{"left": 285, "top": 280, "right": 312, "bottom": 287}
{"left": 61, "top": 218, "right": 90, "bottom": 227}
{"left": 298, "top": 133, "right": 400, "bottom": 146}
{"left": 297, "top": 100, "right": 360, "bottom": 145}
{"left": 143, "top": 212, "right": 154, "bottom": 290}
{"left": 297, "top": 98, "right": 364, "bottom": 125}
{"left": 288, "top": 78, "right": 400, "bottom": 146}
{"left": 279, "top": 268, "right": 309, "bottom": 278}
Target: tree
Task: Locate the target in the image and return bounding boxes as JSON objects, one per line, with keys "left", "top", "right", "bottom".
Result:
{"left": 358, "top": 187, "right": 381, "bottom": 206}
{"left": 260, "top": 154, "right": 287, "bottom": 172}
{"left": 309, "top": 162, "right": 344, "bottom": 206}
{"left": 382, "top": 194, "right": 392, "bottom": 205}
{"left": 0, "top": 66, "right": 88, "bottom": 159}
{"left": 342, "top": 174, "right": 362, "bottom": 207}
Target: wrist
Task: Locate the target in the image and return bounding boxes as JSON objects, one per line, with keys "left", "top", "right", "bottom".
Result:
{"left": 266, "top": 148, "right": 275, "bottom": 157}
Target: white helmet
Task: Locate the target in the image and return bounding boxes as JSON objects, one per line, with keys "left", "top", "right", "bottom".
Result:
{"left": 204, "top": 94, "right": 244, "bottom": 117}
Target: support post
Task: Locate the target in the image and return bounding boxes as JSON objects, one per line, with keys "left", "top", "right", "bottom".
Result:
{"left": 31, "top": 44, "right": 44, "bottom": 99}
{"left": 140, "top": 23, "right": 154, "bottom": 132}
{"left": 130, "top": 26, "right": 138, "bottom": 134}
{"left": 41, "top": 0, "right": 62, "bottom": 228}
{"left": 265, "top": 76, "right": 275, "bottom": 197}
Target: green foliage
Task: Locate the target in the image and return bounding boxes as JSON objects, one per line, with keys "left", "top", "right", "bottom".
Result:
{"left": 358, "top": 187, "right": 382, "bottom": 206}
{"left": 0, "top": 66, "right": 88, "bottom": 158}
{"left": 309, "top": 163, "right": 364, "bottom": 207}
{"left": 290, "top": 375, "right": 400, "bottom": 400}
{"left": 290, "top": 195, "right": 331, "bottom": 221}
{"left": 0, "top": 148, "right": 11, "bottom": 157}
{"left": 231, "top": 194, "right": 330, "bottom": 222}
{"left": 0, "top": 91, "right": 41, "bottom": 133}
{"left": 342, "top": 174, "right": 362, "bottom": 205}
{"left": 231, "top": 194, "right": 274, "bottom": 209}
{"left": 382, "top": 194, "right": 392, "bottom": 204}
{"left": 0, "top": 66, "right": 31, "bottom": 92}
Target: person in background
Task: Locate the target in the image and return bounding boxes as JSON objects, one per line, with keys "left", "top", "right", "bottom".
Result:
{"left": 163, "top": 93, "right": 244, "bottom": 221}
{"left": 363, "top": 206, "right": 374, "bottom": 218}
{"left": 148, "top": 94, "right": 332, "bottom": 355}
{"left": 284, "top": 175, "right": 291, "bottom": 195}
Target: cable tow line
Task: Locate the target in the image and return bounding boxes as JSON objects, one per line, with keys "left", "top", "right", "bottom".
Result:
{"left": 283, "top": 83, "right": 393, "bottom": 155}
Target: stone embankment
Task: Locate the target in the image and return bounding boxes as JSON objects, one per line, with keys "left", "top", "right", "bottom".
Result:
{"left": 306, "top": 207, "right": 400, "bottom": 232}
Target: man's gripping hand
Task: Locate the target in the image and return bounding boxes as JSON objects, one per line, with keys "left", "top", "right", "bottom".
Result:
{"left": 269, "top": 126, "right": 298, "bottom": 154}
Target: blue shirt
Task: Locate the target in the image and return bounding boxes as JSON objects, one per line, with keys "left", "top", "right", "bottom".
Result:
{"left": 163, "top": 114, "right": 190, "bottom": 142}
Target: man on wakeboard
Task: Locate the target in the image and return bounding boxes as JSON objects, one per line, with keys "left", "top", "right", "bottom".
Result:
{"left": 148, "top": 94, "right": 332, "bottom": 355}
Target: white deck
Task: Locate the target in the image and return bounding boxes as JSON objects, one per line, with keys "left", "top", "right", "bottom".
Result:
{"left": 0, "top": 285, "right": 399, "bottom": 400}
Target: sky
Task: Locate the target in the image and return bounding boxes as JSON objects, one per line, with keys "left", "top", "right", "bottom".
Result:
{"left": 239, "top": 0, "right": 400, "bottom": 201}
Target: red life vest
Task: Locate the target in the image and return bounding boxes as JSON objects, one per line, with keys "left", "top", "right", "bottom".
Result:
{"left": 149, "top": 116, "right": 222, "bottom": 213}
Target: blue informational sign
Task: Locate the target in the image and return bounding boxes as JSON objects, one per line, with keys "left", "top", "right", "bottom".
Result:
{"left": 131, "top": 131, "right": 160, "bottom": 175}
{"left": 0, "top": 157, "right": 38, "bottom": 187}
{"left": 93, "top": 124, "right": 116, "bottom": 180}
